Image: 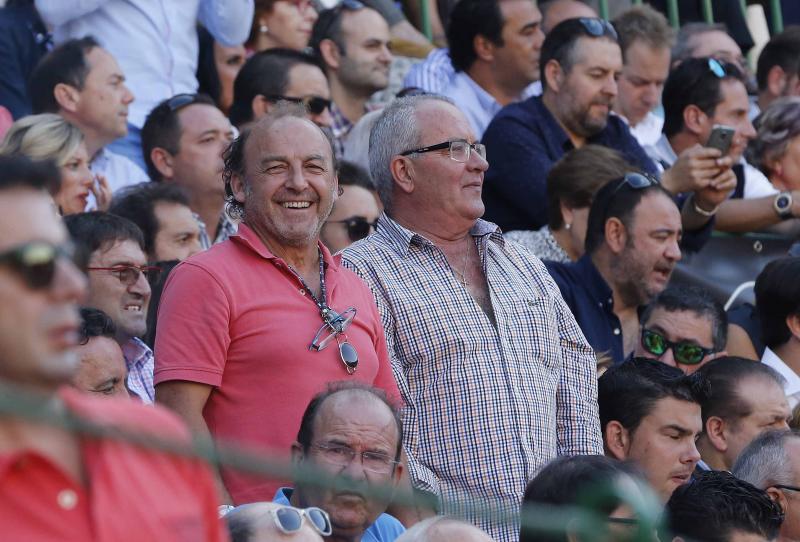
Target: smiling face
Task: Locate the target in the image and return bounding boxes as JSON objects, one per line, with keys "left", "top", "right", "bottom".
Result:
{"left": 292, "top": 391, "right": 402, "bottom": 540}
{"left": 551, "top": 37, "right": 623, "bottom": 138}
{"left": 610, "top": 191, "right": 682, "bottom": 307}
{"left": 0, "top": 189, "right": 86, "bottom": 390}
{"left": 235, "top": 116, "right": 337, "bottom": 250}
{"left": 86, "top": 239, "right": 151, "bottom": 342}
{"left": 56, "top": 141, "right": 94, "bottom": 215}
{"left": 625, "top": 397, "right": 702, "bottom": 501}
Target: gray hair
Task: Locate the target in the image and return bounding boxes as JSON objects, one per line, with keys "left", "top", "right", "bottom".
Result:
{"left": 0, "top": 113, "right": 84, "bottom": 167}
{"left": 368, "top": 94, "right": 454, "bottom": 213}
{"left": 672, "top": 22, "right": 729, "bottom": 65}
{"left": 732, "top": 430, "right": 798, "bottom": 489}
{"left": 747, "top": 97, "right": 800, "bottom": 175}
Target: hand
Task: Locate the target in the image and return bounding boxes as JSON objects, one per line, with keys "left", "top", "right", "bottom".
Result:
{"left": 661, "top": 144, "right": 734, "bottom": 194}
{"left": 693, "top": 166, "right": 737, "bottom": 211}
{"left": 91, "top": 173, "right": 112, "bottom": 211}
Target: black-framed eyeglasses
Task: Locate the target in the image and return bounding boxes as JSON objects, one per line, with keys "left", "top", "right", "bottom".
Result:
{"left": 265, "top": 94, "right": 331, "bottom": 116}
{"left": 641, "top": 328, "right": 716, "bottom": 366}
{"left": 312, "top": 442, "right": 400, "bottom": 474}
{"left": 310, "top": 307, "right": 359, "bottom": 374}
{"left": 773, "top": 485, "right": 800, "bottom": 493}
{"left": 165, "top": 93, "right": 202, "bottom": 112}
{"left": 326, "top": 216, "right": 378, "bottom": 243}
{"left": 400, "top": 139, "right": 486, "bottom": 163}
{"left": 577, "top": 17, "right": 618, "bottom": 40}
{"left": 0, "top": 241, "right": 75, "bottom": 290}
{"left": 269, "top": 505, "right": 332, "bottom": 537}
{"left": 612, "top": 172, "right": 660, "bottom": 195}
{"left": 87, "top": 264, "right": 161, "bottom": 286}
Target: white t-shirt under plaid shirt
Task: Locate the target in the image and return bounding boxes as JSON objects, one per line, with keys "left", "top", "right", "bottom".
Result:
{"left": 341, "top": 214, "right": 603, "bottom": 541}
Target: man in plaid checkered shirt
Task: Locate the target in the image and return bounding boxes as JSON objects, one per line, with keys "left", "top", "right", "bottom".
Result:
{"left": 342, "top": 94, "right": 602, "bottom": 541}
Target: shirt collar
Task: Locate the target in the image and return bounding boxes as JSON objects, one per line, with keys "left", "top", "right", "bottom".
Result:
{"left": 575, "top": 254, "right": 614, "bottom": 306}
{"left": 121, "top": 337, "right": 152, "bottom": 369}
{"left": 231, "top": 223, "right": 339, "bottom": 271}
{"left": 457, "top": 72, "right": 502, "bottom": 112}
{"left": 377, "top": 213, "right": 503, "bottom": 257}
{"left": 762, "top": 347, "right": 800, "bottom": 397}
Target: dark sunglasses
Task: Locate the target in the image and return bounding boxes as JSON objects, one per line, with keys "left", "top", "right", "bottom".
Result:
{"left": 310, "top": 307, "right": 359, "bottom": 374}
{"left": 577, "top": 17, "right": 618, "bottom": 40}
{"left": 266, "top": 94, "right": 331, "bottom": 116}
{"left": 774, "top": 485, "right": 800, "bottom": 493}
{"left": 270, "top": 506, "right": 332, "bottom": 537}
{"left": 87, "top": 264, "right": 161, "bottom": 286}
{"left": 612, "top": 172, "right": 660, "bottom": 195}
{"left": 0, "top": 241, "right": 74, "bottom": 290}
{"left": 165, "top": 93, "right": 202, "bottom": 112}
{"left": 327, "top": 216, "right": 378, "bottom": 242}
{"left": 641, "top": 328, "right": 716, "bottom": 366}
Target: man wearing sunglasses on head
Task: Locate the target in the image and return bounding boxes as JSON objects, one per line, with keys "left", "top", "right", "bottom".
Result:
{"left": 154, "top": 105, "right": 399, "bottom": 507}
{"left": 230, "top": 48, "right": 333, "bottom": 131}
{"left": 320, "top": 161, "right": 380, "bottom": 253}
{"left": 0, "top": 156, "right": 226, "bottom": 540}
{"left": 634, "top": 285, "right": 728, "bottom": 373}
{"left": 65, "top": 211, "right": 159, "bottom": 404}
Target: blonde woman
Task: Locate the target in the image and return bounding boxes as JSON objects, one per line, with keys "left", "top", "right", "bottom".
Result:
{"left": 0, "top": 113, "right": 111, "bottom": 215}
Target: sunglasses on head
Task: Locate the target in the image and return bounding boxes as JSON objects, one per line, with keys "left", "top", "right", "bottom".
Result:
{"left": 612, "top": 172, "right": 660, "bottom": 195}
{"left": 640, "top": 328, "right": 716, "bottom": 365}
{"left": 165, "top": 93, "right": 202, "bottom": 112}
{"left": 87, "top": 264, "right": 161, "bottom": 286}
{"left": 577, "top": 17, "right": 618, "bottom": 40}
{"left": 326, "top": 216, "right": 378, "bottom": 243}
{"left": 266, "top": 94, "right": 331, "bottom": 116}
{"left": 0, "top": 241, "right": 74, "bottom": 290}
{"left": 270, "top": 505, "right": 332, "bottom": 537}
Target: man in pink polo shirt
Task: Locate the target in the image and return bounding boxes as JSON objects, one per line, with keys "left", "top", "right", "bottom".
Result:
{"left": 154, "top": 104, "right": 399, "bottom": 506}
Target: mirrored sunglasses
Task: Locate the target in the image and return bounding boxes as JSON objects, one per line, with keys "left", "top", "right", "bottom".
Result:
{"left": 641, "top": 328, "right": 715, "bottom": 365}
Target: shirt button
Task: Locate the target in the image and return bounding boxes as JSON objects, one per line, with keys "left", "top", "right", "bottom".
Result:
{"left": 57, "top": 489, "right": 78, "bottom": 510}
{"left": 613, "top": 328, "right": 621, "bottom": 335}
{"left": 299, "top": 289, "right": 306, "bottom": 296}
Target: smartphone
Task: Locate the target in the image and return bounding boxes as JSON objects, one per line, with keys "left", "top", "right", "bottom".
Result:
{"left": 705, "top": 125, "right": 735, "bottom": 155}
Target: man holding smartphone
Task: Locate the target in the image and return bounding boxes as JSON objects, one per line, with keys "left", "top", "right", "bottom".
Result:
{"left": 649, "top": 57, "right": 800, "bottom": 233}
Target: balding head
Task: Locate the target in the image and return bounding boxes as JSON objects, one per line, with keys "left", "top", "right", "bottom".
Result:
{"left": 396, "top": 517, "right": 494, "bottom": 542}
{"left": 541, "top": 0, "right": 597, "bottom": 34}
{"left": 226, "top": 502, "right": 324, "bottom": 542}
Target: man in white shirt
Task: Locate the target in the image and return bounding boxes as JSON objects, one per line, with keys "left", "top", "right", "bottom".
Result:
{"left": 611, "top": 5, "right": 673, "bottom": 148}
{"left": 29, "top": 37, "right": 149, "bottom": 197}
{"left": 440, "top": 0, "right": 543, "bottom": 138}
{"left": 756, "top": 257, "right": 800, "bottom": 410}
{"left": 648, "top": 57, "right": 800, "bottom": 234}
{"left": 35, "top": 0, "right": 253, "bottom": 169}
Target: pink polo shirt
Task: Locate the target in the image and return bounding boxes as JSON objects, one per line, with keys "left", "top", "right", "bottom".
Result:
{"left": 154, "top": 224, "right": 399, "bottom": 504}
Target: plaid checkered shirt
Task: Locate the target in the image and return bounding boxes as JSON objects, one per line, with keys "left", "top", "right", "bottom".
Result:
{"left": 341, "top": 215, "right": 603, "bottom": 541}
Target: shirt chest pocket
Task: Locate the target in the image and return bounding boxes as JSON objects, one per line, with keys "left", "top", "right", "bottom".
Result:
{"left": 497, "top": 295, "right": 563, "bottom": 376}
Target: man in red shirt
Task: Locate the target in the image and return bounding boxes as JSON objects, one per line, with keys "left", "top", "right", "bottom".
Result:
{"left": 154, "top": 104, "right": 399, "bottom": 505}
{"left": 0, "top": 155, "right": 228, "bottom": 541}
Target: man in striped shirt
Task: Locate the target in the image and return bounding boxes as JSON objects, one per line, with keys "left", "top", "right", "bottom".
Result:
{"left": 341, "top": 95, "right": 602, "bottom": 541}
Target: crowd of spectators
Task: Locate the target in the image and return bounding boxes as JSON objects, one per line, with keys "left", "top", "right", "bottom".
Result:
{"left": 3, "top": 0, "right": 800, "bottom": 541}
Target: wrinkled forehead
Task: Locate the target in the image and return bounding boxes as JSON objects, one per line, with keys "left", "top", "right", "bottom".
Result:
{"left": 413, "top": 100, "right": 475, "bottom": 144}
{"left": 246, "top": 116, "right": 334, "bottom": 163}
